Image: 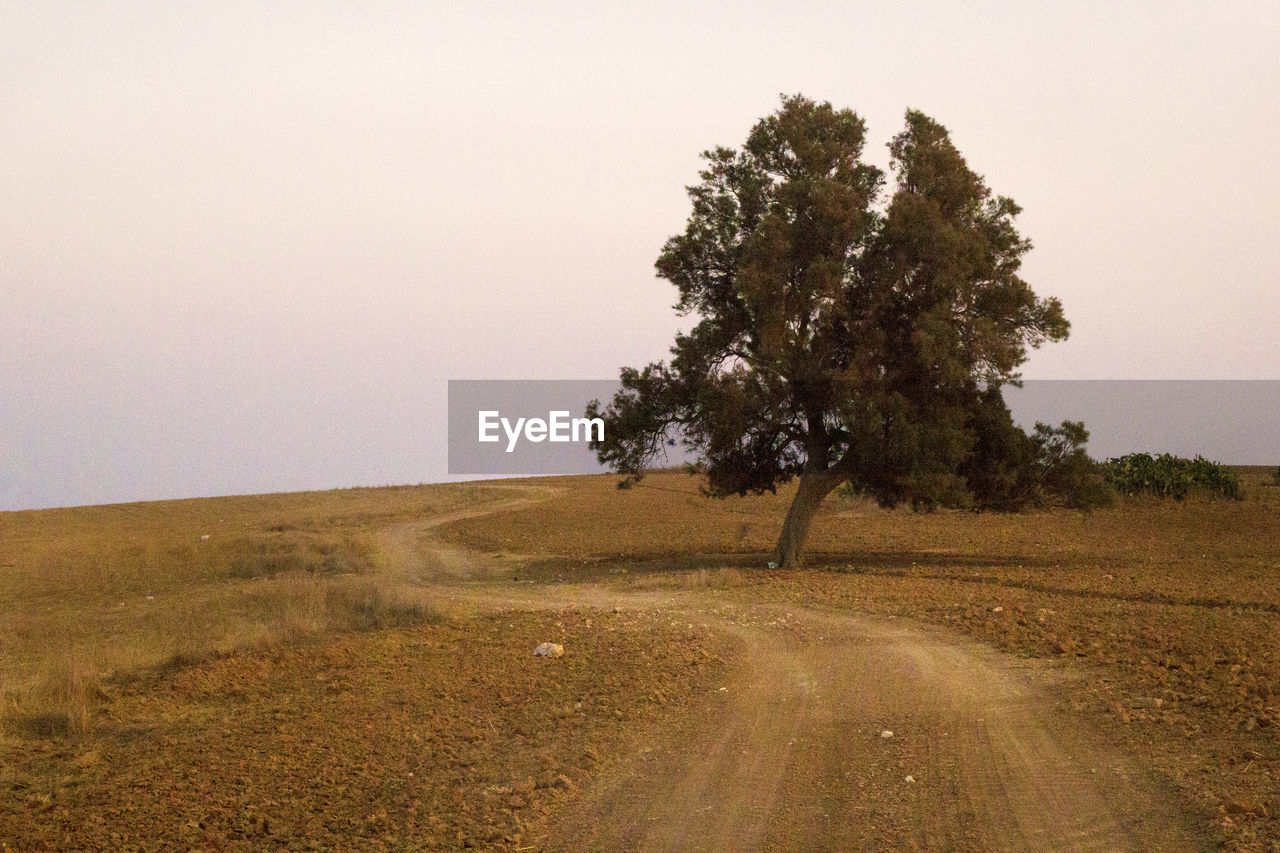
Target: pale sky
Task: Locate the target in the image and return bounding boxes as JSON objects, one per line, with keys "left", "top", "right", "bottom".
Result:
{"left": 3, "top": 1, "right": 1279, "bottom": 510}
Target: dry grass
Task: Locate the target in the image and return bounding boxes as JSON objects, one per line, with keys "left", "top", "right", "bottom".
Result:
{"left": 0, "top": 482, "right": 502, "bottom": 736}
{"left": 1, "top": 639, "right": 107, "bottom": 739}
{"left": 441, "top": 467, "right": 1280, "bottom": 611}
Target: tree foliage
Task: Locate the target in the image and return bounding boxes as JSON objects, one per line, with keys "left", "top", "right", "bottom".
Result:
{"left": 588, "top": 95, "right": 1087, "bottom": 565}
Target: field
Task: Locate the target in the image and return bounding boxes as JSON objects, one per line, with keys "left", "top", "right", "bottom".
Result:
{"left": 2, "top": 469, "right": 1278, "bottom": 850}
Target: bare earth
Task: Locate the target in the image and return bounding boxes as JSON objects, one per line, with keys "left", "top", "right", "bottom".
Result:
{"left": 15, "top": 474, "right": 1268, "bottom": 849}
{"left": 386, "top": 490, "right": 1206, "bottom": 852}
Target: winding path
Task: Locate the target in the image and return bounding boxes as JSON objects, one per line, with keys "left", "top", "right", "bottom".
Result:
{"left": 378, "top": 486, "right": 1204, "bottom": 851}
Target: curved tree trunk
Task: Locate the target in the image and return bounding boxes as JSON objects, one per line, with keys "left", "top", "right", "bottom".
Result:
{"left": 773, "top": 468, "right": 845, "bottom": 568}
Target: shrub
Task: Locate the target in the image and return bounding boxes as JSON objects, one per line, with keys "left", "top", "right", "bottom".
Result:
{"left": 840, "top": 391, "right": 1116, "bottom": 512}
{"left": 961, "top": 388, "right": 1115, "bottom": 511}
{"left": 1101, "top": 453, "right": 1243, "bottom": 500}
{"left": 1029, "top": 421, "right": 1116, "bottom": 510}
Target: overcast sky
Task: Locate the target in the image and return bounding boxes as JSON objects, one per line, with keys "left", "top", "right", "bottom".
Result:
{"left": 3, "top": 1, "right": 1279, "bottom": 510}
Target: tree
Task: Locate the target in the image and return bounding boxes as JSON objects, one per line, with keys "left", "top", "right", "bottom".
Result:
{"left": 588, "top": 95, "right": 1072, "bottom": 567}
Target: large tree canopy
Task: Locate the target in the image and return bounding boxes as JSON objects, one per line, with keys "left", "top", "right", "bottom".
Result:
{"left": 589, "top": 95, "right": 1074, "bottom": 566}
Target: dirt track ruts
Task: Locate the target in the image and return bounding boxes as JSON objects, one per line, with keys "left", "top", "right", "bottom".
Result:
{"left": 379, "top": 486, "right": 1206, "bottom": 852}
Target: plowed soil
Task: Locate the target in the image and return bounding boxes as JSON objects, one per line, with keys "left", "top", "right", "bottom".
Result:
{"left": 6, "top": 469, "right": 1279, "bottom": 851}
{"left": 386, "top": 501, "right": 1209, "bottom": 851}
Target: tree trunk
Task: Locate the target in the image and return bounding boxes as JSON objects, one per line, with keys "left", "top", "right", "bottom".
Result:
{"left": 773, "top": 469, "right": 844, "bottom": 568}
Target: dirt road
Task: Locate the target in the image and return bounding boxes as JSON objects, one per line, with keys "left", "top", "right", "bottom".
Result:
{"left": 379, "top": 490, "right": 1206, "bottom": 852}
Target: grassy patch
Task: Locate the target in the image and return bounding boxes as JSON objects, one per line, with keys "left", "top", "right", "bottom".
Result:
{"left": 1, "top": 639, "right": 110, "bottom": 740}
{"left": 224, "top": 532, "right": 375, "bottom": 579}
{"left": 0, "top": 483, "right": 504, "bottom": 726}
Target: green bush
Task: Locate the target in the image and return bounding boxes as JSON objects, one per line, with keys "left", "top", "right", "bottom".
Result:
{"left": 1101, "top": 453, "right": 1242, "bottom": 500}
{"left": 1029, "top": 421, "right": 1116, "bottom": 510}
{"left": 960, "top": 388, "right": 1114, "bottom": 511}
{"left": 840, "top": 390, "right": 1117, "bottom": 512}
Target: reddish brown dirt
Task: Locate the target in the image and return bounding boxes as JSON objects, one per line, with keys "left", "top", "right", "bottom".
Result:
{"left": 1, "top": 605, "right": 732, "bottom": 852}
{"left": 546, "top": 608, "right": 1202, "bottom": 851}
{"left": 439, "top": 470, "right": 1280, "bottom": 852}
{"left": 385, "top": 495, "right": 1210, "bottom": 851}
{"left": 9, "top": 473, "right": 1273, "bottom": 850}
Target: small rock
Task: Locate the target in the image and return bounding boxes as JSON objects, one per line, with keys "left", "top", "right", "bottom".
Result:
{"left": 905, "top": 775, "right": 915, "bottom": 783}
{"left": 991, "top": 606, "right": 1003, "bottom": 613}
{"left": 1128, "top": 697, "right": 1163, "bottom": 709}
{"left": 880, "top": 730, "right": 894, "bottom": 739}
{"left": 533, "top": 642, "right": 564, "bottom": 658}
{"left": 200, "top": 534, "right": 210, "bottom": 541}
